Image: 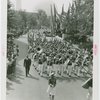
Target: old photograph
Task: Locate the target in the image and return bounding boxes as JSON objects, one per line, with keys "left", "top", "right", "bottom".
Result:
{"left": 6, "top": 0, "right": 93, "bottom": 100}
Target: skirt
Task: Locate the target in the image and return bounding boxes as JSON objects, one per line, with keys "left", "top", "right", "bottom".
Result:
{"left": 47, "top": 85, "right": 56, "bottom": 95}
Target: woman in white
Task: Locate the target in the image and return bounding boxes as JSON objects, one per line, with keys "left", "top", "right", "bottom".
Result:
{"left": 47, "top": 72, "right": 56, "bottom": 100}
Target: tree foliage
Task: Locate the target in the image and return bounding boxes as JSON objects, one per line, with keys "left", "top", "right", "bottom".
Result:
{"left": 7, "top": 0, "right": 15, "bottom": 32}
{"left": 7, "top": 1, "right": 50, "bottom": 37}
{"left": 37, "top": 9, "right": 50, "bottom": 28}
{"left": 62, "top": 0, "right": 93, "bottom": 49}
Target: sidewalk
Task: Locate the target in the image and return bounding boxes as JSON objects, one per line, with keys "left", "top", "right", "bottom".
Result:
{"left": 7, "top": 35, "right": 49, "bottom": 100}
{"left": 7, "top": 59, "right": 49, "bottom": 100}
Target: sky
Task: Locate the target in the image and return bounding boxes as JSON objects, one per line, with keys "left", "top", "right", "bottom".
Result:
{"left": 10, "top": 0, "right": 72, "bottom": 15}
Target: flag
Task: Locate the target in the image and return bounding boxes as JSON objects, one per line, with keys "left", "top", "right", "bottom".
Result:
{"left": 54, "top": 4, "right": 57, "bottom": 22}
{"left": 61, "top": 4, "right": 64, "bottom": 15}
{"left": 53, "top": 4, "right": 57, "bottom": 33}
{"left": 50, "top": 5, "right": 54, "bottom": 34}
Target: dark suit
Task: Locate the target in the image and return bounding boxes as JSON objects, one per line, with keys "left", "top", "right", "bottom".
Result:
{"left": 24, "top": 58, "right": 31, "bottom": 77}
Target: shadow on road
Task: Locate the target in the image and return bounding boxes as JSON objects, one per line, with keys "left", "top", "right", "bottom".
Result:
{"left": 57, "top": 76, "right": 88, "bottom": 83}
{"left": 6, "top": 82, "right": 14, "bottom": 91}
{"left": 28, "top": 74, "right": 39, "bottom": 80}
{"left": 8, "top": 76, "right": 22, "bottom": 84}
{"left": 40, "top": 74, "right": 89, "bottom": 83}
{"left": 7, "top": 66, "right": 24, "bottom": 87}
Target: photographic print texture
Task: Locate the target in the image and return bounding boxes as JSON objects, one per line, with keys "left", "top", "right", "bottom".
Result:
{"left": 6, "top": 0, "right": 93, "bottom": 100}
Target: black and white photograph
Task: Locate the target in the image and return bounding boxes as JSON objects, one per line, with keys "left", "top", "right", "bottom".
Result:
{"left": 6, "top": 0, "right": 93, "bottom": 100}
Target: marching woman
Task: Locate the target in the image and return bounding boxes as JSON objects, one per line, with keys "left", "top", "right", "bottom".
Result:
{"left": 61, "top": 56, "right": 65, "bottom": 76}
{"left": 59, "top": 56, "right": 64, "bottom": 76}
{"left": 47, "top": 72, "right": 57, "bottom": 100}
{"left": 67, "top": 61, "right": 73, "bottom": 77}
{"left": 33, "top": 53, "right": 39, "bottom": 71}
{"left": 64, "top": 55, "right": 70, "bottom": 75}
{"left": 53, "top": 56, "right": 59, "bottom": 76}
{"left": 38, "top": 56, "right": 43, "bottom": 76}
{"left": 42, "top": 53, "right": 47, "bottom": 73}
{"left": 59, "top": 57, "right": 62, "bottom": 75}
{"left": 47, "top": 56, "right": 53, "bottom": 76}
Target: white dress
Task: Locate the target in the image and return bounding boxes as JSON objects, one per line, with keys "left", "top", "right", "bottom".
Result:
{"left": 47, "top": 85, "right": 56, "bottom": 95}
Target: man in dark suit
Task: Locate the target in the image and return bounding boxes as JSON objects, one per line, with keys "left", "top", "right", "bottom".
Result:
{"left": 24, "top": 56, "right": 31, "bottom": 77}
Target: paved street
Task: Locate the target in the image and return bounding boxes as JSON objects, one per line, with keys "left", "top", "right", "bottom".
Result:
{"left": 6, "top": 35, "right": 88, "bottom": 100}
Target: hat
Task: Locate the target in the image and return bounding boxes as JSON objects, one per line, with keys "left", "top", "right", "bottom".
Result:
{"left": 49, "top": 72, "right": 55, "bottom": 76}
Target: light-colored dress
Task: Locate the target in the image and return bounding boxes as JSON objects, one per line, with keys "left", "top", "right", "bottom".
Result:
{"left": 47, "top": 85, "right": 56, "bottom": 95}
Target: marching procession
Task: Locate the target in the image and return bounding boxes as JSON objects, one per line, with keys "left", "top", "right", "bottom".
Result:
{"left": 24, "top": 29, "right": 93, "bottom": 100}
{"left": 27, "top": 29, "right": 93, "bottom": 78}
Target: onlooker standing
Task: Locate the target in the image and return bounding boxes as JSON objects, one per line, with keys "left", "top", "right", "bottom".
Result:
{"left": 24, "top": 56, "right": 31, "bottom": 77}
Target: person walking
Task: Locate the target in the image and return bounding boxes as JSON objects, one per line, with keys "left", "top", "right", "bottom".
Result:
{"left": 47, "top": 72, "right": 56, "bottom": 100}
{"left": 24, "top": 56, "right": 31, "bottom": 77}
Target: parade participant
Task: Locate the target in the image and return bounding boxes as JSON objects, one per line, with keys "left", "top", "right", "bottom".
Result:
{"left": 28, "top": 45, "right": 32, "bottom": 54}
{"left": 73, "top": 53, "right": 79, "bottom": 75}
{"left": 32, "top": 53, "right": 37, "bottom": 69}
{"left": 42, "top": 53, "right": 47, "bottom": 73}
{"left": 34, "top": 53, "right": 39, "bottom": 71}
{"left": 70, "top": 56, "right": 76, "bottom": 74}
{"left": 47, "top": 72, "right": 56, "bottom": 100}
{"left": 47, "top": 56, "right": 53, "bottom": 76}
{"left": 63, "top": 55, "right": 70, "bottom": 75}
{"left": 46, "top": 56, "right": 49, "bottom": 75}
{"left": 28, "top": 34, "right": 92, "bottom": 78}
{"left": 75, "top": 60, "right": 81, "bottom": 77}
{"left": 67, "top": 61, "right": 73, "bottom": 77}
{"left": 24, "top": 56, "right": 31, "bottom": 77}
{"left": 58, "top": 56, "right": 64, "bottom": 76}
{"left": 61, "top": 56, "right": 66, "bottom": 76}
{"left": 53, "top": 56, "right": 58, "bottom": 76}
{"left": 38, "top": 55, "right": 43, "bottom": 76}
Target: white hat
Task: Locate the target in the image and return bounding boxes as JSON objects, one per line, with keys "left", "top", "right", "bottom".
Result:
{"left": 49, "top": 72, "right": 55, "bottom": 76}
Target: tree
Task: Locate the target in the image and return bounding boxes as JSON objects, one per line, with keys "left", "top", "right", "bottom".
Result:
{"left": 37, "top": 9, "right": 50, "bottom": 28}
{"left": 7, "top": 0, "right": 15, "bottom": 32}
{"left": 63, "top": 0, "right": 93, "bottom": 49}
{"left": 26, "top": 13, "right": 37, "bottom": 29}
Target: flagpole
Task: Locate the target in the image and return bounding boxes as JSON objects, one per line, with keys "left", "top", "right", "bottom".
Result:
{"left": 50, "top": 5, "right": 54, "bottom": 36}
{"left": 53, "top": 4, "right": 57, "bottom": 35}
